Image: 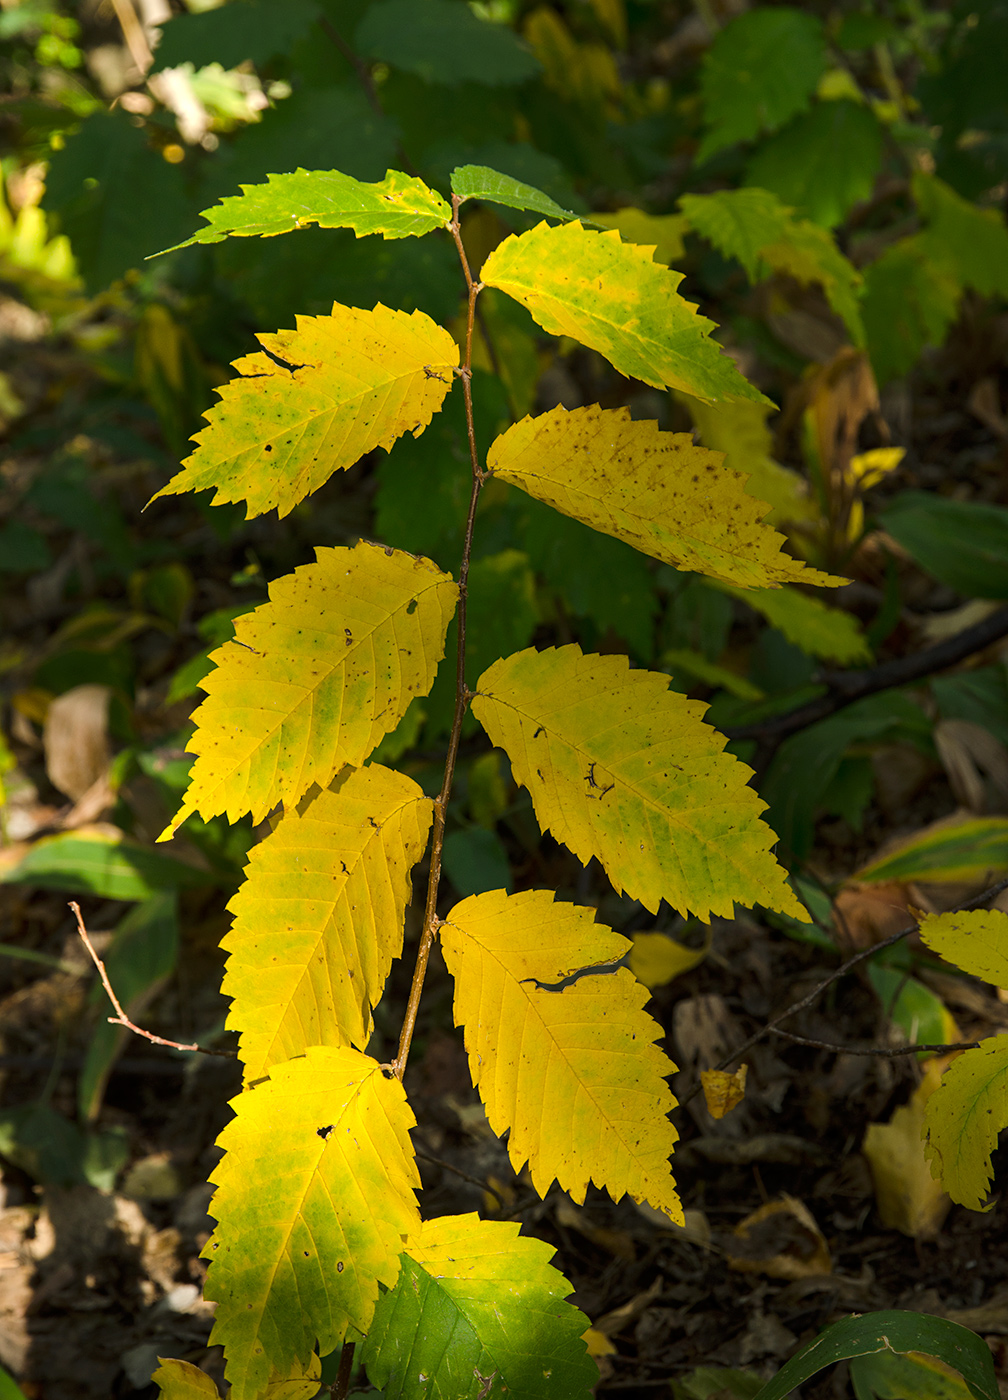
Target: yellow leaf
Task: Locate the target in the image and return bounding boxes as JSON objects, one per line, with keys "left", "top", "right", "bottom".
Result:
{"left": 629, "top": 928, "right": 710, "bottom": 990}
{"left": 524, "top": 6, "right": 621, "bottom": 105}
{"left": 164, "top": 168, "right": 452, "bottom": 250}
{"left": 700, "top": 1065, "right": 747, "bottom": 1120}
{"left": 471, "top": 644, "right": 809, "bottom": 922}
{"left": 592, "top": 208, "right": 688, "bottom": 266}
{"left": 680, "top": 394, "right": 816, "bottom": 526}
{"left": 850, "top": 445, "right": 905, "bottom": 489}
{"left": 583, "top": 1327, "right": 618, "bottom": 1358}
{"left": 153, "top": 1359, "right": 221, "bottom": 1399}
{"left": 162, "top": 542, "right": 457, "bottom": 834}
{"left": 727, "top": 1195, "right": 831, "bottom": 1278}
{"left": 204, "top": 1047, "right": 420, "bottom": 1400}
{"left": 924, "top": 1037, "right": 1008, "bottom": 1210}
{"left": 261, "top": 1359, "right": 322, "bottom": 1400}
{"left": 487, "top": 405, "right": 840, "bottom": 589}
{"left": 481, "top": 221, "right": 767, "bottom": 405}
{"left": 440, "top": 888, "right": 683, "bottom": 1222}
{"left": 863, "top": 1058, "right": 951, "bottom": 1236}
{"left": 223, "top": 764, "right": 434, "bottom": 1081}
{"left": 719, "top": 582, "right": 871, "bottom": 663}
{"left": 151, "top": 304, "right": 458, "bottom": 519}
{"left": 918, "top": 908, "right": 1008, "bottom": 988}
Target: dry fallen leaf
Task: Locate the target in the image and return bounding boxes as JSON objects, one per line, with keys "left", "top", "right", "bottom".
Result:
{"left": 726, "top": 1195, "right": 831, "bottom": 1279}
{"left": 862, "top": 1056, "right": 953, "bottom": 1239}
{"left": 42, "top": 684, "right": 111, "bottom": 802}
{"left": 701, "top": 1064, "right": 748, "bottom": 1119}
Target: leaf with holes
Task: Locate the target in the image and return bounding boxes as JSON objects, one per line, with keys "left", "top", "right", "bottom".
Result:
{"left": 223, "top": 764, "right": 433, "bottom": 1082}
{"left": 471, "top": 645, "right": 807, "bottom": 921}
{"left": 151, "top": 304, "right": 458, "bottom": 520}
{"left": 481, "top": 221, "right": 767, "bottom": 404}
{"left": 362, "top": 1214, "right": 597, "bottom": 1400}
{"left": 487, "top": 405, "right": 840, "bottom": 588}
{"left": 441, "top": 890, "right": 682, "bottom": 1221}
{"left": 161, "top": 542, "right": 457, "bottom": 836}
{"left": 203, "top": 1047, "right": 420, "bottom": 1400}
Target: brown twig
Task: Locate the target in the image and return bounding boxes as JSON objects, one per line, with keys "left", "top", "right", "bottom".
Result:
{"left": 71, "top": 901, "right": 237, "bottom": 1059}
{"left": 770, "top": 1028, "right": 980, "bottom": 1057}
{"left": 679, "top": 874, "right": 1008, "bottom": 1106}
{"left": 724, "top": 605, "right": 1008, "bottom": 744}
{"left": 392, "top": 195, "right": 486, "bottom": 1078}
{"left": 331, "top": 1341, "right": 355, "bottom": 1400}
{"left": 415, "top": 1149, "right": 505, "bottom": 1209}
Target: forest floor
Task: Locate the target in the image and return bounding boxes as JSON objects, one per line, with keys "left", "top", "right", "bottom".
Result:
{"left": 1, "top": 282, "right": 1007, "bottom": 1399}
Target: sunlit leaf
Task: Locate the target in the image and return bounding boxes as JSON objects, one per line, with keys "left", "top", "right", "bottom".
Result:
{"left": 441, "top": 889, "right": 682, "bottom": 1220}
{"left": 481, "top": 221, "right": 767, "bottom": 404}
{"left": 162, "top": 543, "right": 457, "bottom": 834}
{"left": 151, "top": 304, "right": 458, "bottom": 520}
{"left": 203, "top": 1047, "right": 420, "bottom": 1400}
{"left": 472, "top": 644, "right": 808, "bottom": 921}
{"left": 452, "top": 164, "right": 582, "bottom": 222}
{"left": 924, "top": 1038, "right": 1008, "bottom": 1212}
{"left": 224, "top": 764, "right": 434, "bottom": 1081}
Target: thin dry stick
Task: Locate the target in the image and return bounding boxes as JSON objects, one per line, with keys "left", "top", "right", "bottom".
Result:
{"left": 71, "top": 901, "right": 236, "bottom": 1058}
{"left": 770, "top": 1027, "right": 980, "bottom": 1057}
{"left": 679, "top": 874, "right": 1008, "bottom": 1106}
{"left": 392, "top": 193, "right": 485, "bottom": 1078}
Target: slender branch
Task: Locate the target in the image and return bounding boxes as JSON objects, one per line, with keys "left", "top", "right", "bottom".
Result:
{"left": 331, "top": 1341, "right": 355, "bottom": 1400}
{"left": 71, "top": 901, "right": 237, "bottom": 1059}
{"left": 392, "top": 195, "right": 486, "bottom": 1078}
{"left": 316, "top": 17, "right": 383, "bottom": 119}
{"left": 770, "top": 1028, "right": 980, "bottom": 1057}
{"left": 724, "top": 605, "right": 1008, "bottom": 744}
{"left": 415, "top": 1149, "right": 505, "bottom": 1208}
{"left": 679, "top": 875, "right": 1008, "bottom": 1105}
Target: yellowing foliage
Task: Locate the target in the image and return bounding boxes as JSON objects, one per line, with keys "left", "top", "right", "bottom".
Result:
{"left": 719, "top": 582, "right": 871, "bottom": 663}
{"left": 487, "top": 405, "right": 840, "bottom": 588}
{"left": 918, "top": 909, "right": 1008, "bottom": 986}
{"left": 152, "top": 304, "right": 458, "bottom": 519}
{"left": 223, "top": 764, "right": 433, "bottom": 1081}
{"left": 162, "top": 543, "right": 457, "bottom": 834}
{"left": 203, "top": 1047, "right": 420, "bottom": 1400}
{"left": 472, "top": 644, "right": 809, "bottom": 921}
{"left": 440, "top": 889, "right": 682, "bottom": 1222}
{"left": 924, "top": 1038, "right": 1008, "bottom": 1212}
{"left": 481, "top": 221, "right": 767, "bottom": 404}
{"left": 152, "top": 1360, "right": 221, "bottom": 1399}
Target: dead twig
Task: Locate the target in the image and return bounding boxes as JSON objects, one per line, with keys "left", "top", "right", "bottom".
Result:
{"left": 679, "top": 875, "right": 1008, "bottom": 1105}
{"left": 71, "top": 901, "right": 237, "bottom": 1059}
{"left": 770, "top": 1027, "right": 980, "bottom": 1056}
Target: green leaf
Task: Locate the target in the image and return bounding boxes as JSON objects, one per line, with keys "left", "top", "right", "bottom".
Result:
{"left": 442, "top": 826, "right": 513, "bottom": 898}
{"left": 159, "top": 169, "right": 452, "bottom": 253}
{"left": 488, "top": 405, "right": 838, "bottom": 587}
{"left": 932, "top": 667, "right": 1008, "bottom": 748}
{"left": 751, "top": 1311, "right": 997, "bottom": 1400}
{"left": 451, "top": 163, "right": 582, "bottom": 222}
{"left": 880, "top": 492, "right": 1008, "bottom": 600}
{"left": 222, "top": 764, "right": 433, "bottom": 1080}
{"left": 162, "top": 542, "right": 458, "bottom": 833}
{"left": 0, "top": 1103, "right": 88, "bottom": 1187}
{"left": 850, "top": 1348, "right": 975, "bottom": 1400}
{"left": 0, "top": 827, "right": 210, "bottom": 900}
{"left": 866, "top": 962, "right": 958, "bottom": 1054}
{"left": 355, "top": 0, "right": 540, "bottom": 85}
{"left": 362, "top": 1214, "right": 597, "bottom": 1400}
{"left": 913, "top": 173, "right": 1008, "bottom": 300}
{"left": 203, "top": 1047, "right": 420, "bottom": 1400}
{"left": 79, "top": 893, "right": 180, "bottom": 1122}
{"left": 472, "top": 644, "right": 808, "bottom": 921}
{"left": 719, "top": 582, "right": 871, "bottom": 664}
{"left": 862, "top": 237, "right": 961, "bottom": 385}
{"left": 481, "top": 221, "right": 768, "bottom": 404}
{"left": 0, "top": 1364, "right": 29, "bottom": 1400}
{"left": 696, "top": 7, "right": 826, "bottom": 162}
{"left": 151, "top": 0, "right": 319, "bottom": 71}
{"left": 746, "top": 101, "right": 883, "bottom": 228}
{"left": 151, "top": 302, "right": 459, "bottom": 520}
{"left": 761, "top": 693, "right": 930, "bottom": 860}
{"left": 42, "top": 112, "right": 193, "bottom": 292}
{"left": 854, "top": 816, "right": 1008, "bottom": 884}
{"left": 924, "top": 1036, "right": 1008, "bottom": 1211}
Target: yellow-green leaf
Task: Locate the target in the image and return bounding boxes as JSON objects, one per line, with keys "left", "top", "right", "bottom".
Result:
{"left": 487, "top": 405, "right": 840, "bottom": 588}
{"left": 471, "top": 644, "right": 807, "bottom": 922}
{"left": 918, "top": 909, "right": 1008, "bottom": 988}
{"left": 160, "top": 168, "right": 452, "bottom": 252}
{"left": 591, "top": 208, "right": 688, "bottom": 266}
{"left": 481, "top": 221, "right": 767, "bottom": 404}
{"left": 679, "top": 394, "right": 816, "bottom": 526}
{"left": 855, "top": 816, "right": 1008, "bottom": 884}
{"left": 924, "top": 1037, "right": 1008, "bottom": 1210}
{"left": 204, "top": 1047, "right": 420, "bottom": 1400}
{"left": 153, "top": 1359, "right": 220, "bottom": 1399}
{"left": 441, "top": 889, "right": 683, "bottom": 1222}
{"left": 151, "top": 304, "right": 458, "bottom": 520}
{"left": 719, "top": 582, "right": 870, "bottom": 663}
{"left": 224, "top": 764, "right": 434, "bottom": 1082}
{"left": 362, "top": 1214, "right": 598, "bottom": 1400}
{"left": 162, "top": 543, "right": 457, "bottom": 835}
